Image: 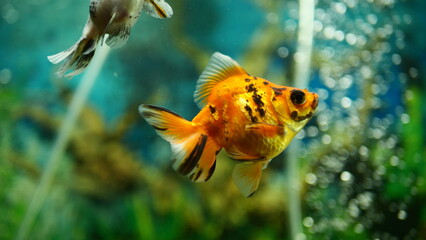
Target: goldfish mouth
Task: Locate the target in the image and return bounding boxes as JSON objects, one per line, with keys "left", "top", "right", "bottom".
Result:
{"left": 291, "top": 110, "right": 314, "bottom": 122}
{"left": 311, "top": 94, "right": 319, "bottom": 110}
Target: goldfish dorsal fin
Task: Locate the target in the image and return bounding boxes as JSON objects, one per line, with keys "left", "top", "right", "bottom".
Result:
{"left": 194, "top": 52, "right": 247, "bottom": 108}
{"left": 232, "top": 162, "right": 263, "bottom": 197}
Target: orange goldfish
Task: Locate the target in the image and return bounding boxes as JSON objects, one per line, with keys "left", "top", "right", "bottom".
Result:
{"left": 139, "top": 52, "right": 318, "bottom": 197}
{"left": 48, "top": 0, "right": 173, "bottom": 78}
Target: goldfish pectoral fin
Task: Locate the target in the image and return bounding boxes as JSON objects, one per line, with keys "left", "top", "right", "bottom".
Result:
{"left": 226, "top": 147, "right": 266, "bottom": 162}
{"left": 143, "top": 0, "right": 173, "bottom": 19}
{"left": 194, "top": 52, "right": 248, "bottom": 109}
{"left": 245, "top": 122, "right": 286, "bottom": 138}
{"left": 139, "top": 104, "right": 219, "bottom": 181}
{"left": 232, "top": 162, "right": 263, "bottom": 197}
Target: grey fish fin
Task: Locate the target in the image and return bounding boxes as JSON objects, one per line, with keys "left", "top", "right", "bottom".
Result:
{"left": 47, "top": 35, "right": 98, "bottom": 78}
{"left": 143, "top": 0, "right": 173, "bottom": 18}
{"left": 104, "top": 12, "right": 131, "bottom": 48}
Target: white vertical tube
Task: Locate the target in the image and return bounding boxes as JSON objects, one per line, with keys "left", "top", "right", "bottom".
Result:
{"left": 287, "top": 0, "right": 315, "bottom": 239}
{"left": 16, "top": 44, "right": 110, "bottom": 240}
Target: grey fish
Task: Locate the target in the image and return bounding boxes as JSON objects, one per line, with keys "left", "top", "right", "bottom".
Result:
{"left": 48, "top": 0, "right": 173, "bottom": 78}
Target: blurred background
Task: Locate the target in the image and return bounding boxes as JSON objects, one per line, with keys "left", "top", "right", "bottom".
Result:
{"left": 1, "top": 0, "right": 425, "bottom": 239}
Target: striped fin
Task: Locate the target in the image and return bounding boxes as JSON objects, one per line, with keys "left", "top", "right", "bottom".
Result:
{"left": 194, "top": 52, "right": 247, "bottom": 109}
{"left": 139, "top": 104, "right": 219, "bottom": 182}
{"left": 232, "top": 162, "right": 264, "bottom": 197}
{"left": 47, "top": 36, "right": 98, "bottom": 78}
{"left": 187, "top": 138, "right": 220, "bottom": 182}
{"left": 143, "top": 0, "right": 173, "bottom": 19}
{"left": 104, "top": 13, "right": 131, "bottom": 48}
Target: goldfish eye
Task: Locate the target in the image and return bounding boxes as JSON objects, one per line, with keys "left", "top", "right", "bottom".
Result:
{"left": 290, "top": 90, "right": 306, "bottom": 105}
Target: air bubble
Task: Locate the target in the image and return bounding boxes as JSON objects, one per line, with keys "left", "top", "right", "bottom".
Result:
{"left": 321, "top": 134, "right": 332, "bottom": 145}
{"left": 397, "top": 210, "right": 407, "bottom": 220}
{"left": 314, "top": 20, "right": 323, "bottom": 32}
{"left": 307, "top": 126, "right": 319, "bottom": 137}
{"left": 266, "top": 12, "right": 278, "bottom": 24}
{"left": 367, "top": 14, "right": 378, "bottom": 25}
{"left": 303, "top": 217, "right": 314, "bottom": 228}
{"left": 400, "top": 113, "right": 410, "bottom": 124}
{"left": 340, "top": 171, "right": 352, "bottom": 182}
{"left": 296, "top": 129, "right": 306, "bottom": 139}
{"left": 1, "top": 4, "right": 20, "bottom": 24}
{"left": 354, "top": 223, "right": 364, "bottom": 233}
{"left": 389, "top": 156, "right": 399, "bottom": 166}
{"left": 277, "top": 47, "right": 289, "bottom": 58}
{"left": 0, "top": 69, "right": 11, "bottom": 84}
{"left": 345, "top": 33, "right": 357, "bottom": 45}
{"left": 323, "top": 26, "right": 336, "bottom": 39}
{"left": 360, "top": 66, "right": 372, "bottom": 78}
{"left": 305, "top": 173, "right": 318, "bottom": 185}
{"left": 392, "top": 54, "right": 402, "bottom": 65}
{"left": 339, "top": 76, "right": 353, "bottom": 89}
{"left": 332, "top": 2, "right": 347, "bottom": 14}
{"left": 403, "top": 14, "right": 412, "bottom": 24}
{"left": 408, "top": 67, "right": 418, "bottom": 78}
{"left": 359, "top": 146, "right": 369, "bottom": 157}
{"left": 341, "top": 97, "right": 352, "bottom": 108}
{"left": 334, "top": 30, "right": 345, "bottom": 41}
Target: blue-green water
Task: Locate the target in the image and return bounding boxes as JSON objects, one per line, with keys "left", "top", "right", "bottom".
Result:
{"left": 1, "top": 0, "right": 425, "bottom": 239}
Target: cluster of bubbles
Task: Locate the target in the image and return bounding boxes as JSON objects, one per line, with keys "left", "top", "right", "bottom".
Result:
{"left": 275, "top": 0, "right": 419, "bottom": 239}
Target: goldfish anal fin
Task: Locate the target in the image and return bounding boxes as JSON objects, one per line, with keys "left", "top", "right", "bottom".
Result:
{"left": 232, "top": 162, "right": 263, "bottom": 197}
{"left": 194, "top": 52, "right": 248, "bottom": 109}
{"left": 139, "top": 104, "right": 219, "bottom": 182}
{"left": 245, "top": 122, "right": 286, "bottom": 138}
{"left": 143, "top": 0, "right": 173, "bottom": 19}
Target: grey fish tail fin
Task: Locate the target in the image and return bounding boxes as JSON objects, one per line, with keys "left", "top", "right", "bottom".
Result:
{"left": 47, "top": 36, "right": 99, "bottom": 78}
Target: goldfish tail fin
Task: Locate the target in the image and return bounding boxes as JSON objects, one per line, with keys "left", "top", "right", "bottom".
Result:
{"left": 47, "top": 36, "right": 98, "bottom": 78}
{"left": 232, "top": 162, "right": 264, "bottom": 197}
{"left": 139, "top": 104, "right": 219, "bottom": 182}
{"left": 143, "top": 0, "right": 173, "bottom": 19}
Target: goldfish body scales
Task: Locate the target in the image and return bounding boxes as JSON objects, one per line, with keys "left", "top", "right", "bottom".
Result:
{"left": 139, "top": 52, "right": 318, "bottom": 197}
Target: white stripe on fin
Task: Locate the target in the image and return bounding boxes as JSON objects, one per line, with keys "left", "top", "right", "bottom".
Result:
{"left": 193, "top": 52, "right": 247, "bottom": 109}
{"left": 104, "top": 13, "right": 131, "bottom": 48}
{"left": 143, "top": 0, "right": 173, "bottom": 19}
